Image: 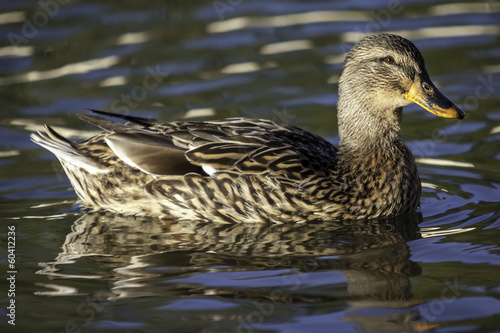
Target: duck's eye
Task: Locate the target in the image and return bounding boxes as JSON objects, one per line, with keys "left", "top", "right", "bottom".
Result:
{"left": 384, "top": 56, "right": 395, "bottom": 64}
{"left": 422, "top": 82, "right": 433, "bottom": 94}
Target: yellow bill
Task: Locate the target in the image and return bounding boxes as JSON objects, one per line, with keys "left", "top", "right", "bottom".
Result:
{"left": 404, "top": 74, "right": 464, "bottom": 119}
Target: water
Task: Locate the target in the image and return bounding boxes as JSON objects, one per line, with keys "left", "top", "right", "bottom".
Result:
{"left": 1, "top": 0, "right": 500, "bottom": 332}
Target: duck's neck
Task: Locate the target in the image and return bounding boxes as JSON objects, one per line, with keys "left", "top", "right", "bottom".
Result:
{"left": 337, "top": 94, "right": 404, "bottom": 153}
{"left": 333, "top": 97, "right": 420, "bottom": 218}
{"left": 340, "top": 112, "right": 403, "bottom": 154}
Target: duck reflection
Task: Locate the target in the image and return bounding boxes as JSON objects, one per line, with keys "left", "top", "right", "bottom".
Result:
{"left": 38, "top": 213, "right": 424, "bottom": 331}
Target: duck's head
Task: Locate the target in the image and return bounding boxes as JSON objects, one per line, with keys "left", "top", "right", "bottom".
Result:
{"left": 338, "top": 33, "right": 464, "bottom": 147}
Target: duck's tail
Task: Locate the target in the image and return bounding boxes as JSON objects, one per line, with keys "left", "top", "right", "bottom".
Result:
{"left": 30, "top": 126, "right": 107, "bottom": 174}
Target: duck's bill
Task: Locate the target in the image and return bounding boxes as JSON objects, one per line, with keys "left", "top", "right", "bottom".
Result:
{"left": 404, "top": 74, "right": 464, "bottom": 119}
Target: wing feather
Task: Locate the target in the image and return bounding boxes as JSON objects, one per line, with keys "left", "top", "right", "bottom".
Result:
{"left": 77, "top": 111, "right": 338, "bottom": 179}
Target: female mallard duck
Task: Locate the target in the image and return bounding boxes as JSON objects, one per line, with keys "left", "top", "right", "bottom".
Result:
{"left": 31, "top": 33, "right": 464, "bottom": 223}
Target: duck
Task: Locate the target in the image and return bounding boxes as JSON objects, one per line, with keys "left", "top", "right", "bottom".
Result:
{"left": 31, "top": 33, "right": 464, "bottom": 224}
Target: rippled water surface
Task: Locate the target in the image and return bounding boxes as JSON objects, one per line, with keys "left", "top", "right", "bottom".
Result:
{"left": 1, "top": 1, "right": 500, "bottom": 332}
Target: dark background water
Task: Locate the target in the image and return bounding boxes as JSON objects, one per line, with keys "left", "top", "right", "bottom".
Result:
{"left": 1, "top": 0, "right": 500, "bottom": 332}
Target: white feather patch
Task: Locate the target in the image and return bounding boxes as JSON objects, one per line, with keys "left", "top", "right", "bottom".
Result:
{"left": 202, "top": 165, "right": 218, "bottom": 176}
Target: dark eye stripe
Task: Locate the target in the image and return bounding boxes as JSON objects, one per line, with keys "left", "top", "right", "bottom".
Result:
{"left": 371, "top": 57, "right": 415, "bottom": 79}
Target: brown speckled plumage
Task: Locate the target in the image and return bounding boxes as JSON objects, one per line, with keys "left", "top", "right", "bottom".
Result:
{"left": 31, "top": 33, "right": 464, "bottom": 223}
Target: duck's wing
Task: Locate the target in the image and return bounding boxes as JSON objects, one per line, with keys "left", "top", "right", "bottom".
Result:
{"left": 186, "top": 118, "right": 339, "bottom": 180}
{"left": 79, "top": 112, "right": 339, "bottom": 180}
